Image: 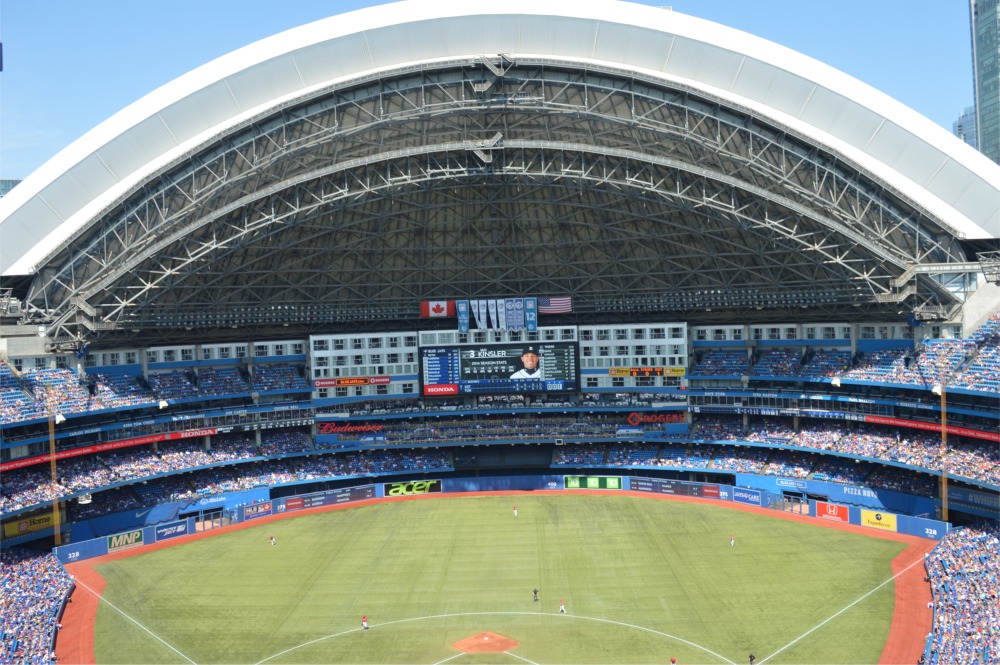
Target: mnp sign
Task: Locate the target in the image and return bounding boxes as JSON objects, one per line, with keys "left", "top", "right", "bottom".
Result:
{"left": 108, "top": 529, "right": 144, "bottom": 552}
{"left": 861, "top": 509, "right": 897, "bottom": 532}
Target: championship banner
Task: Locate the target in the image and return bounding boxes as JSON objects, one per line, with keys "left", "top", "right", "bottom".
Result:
{"left": 457, "top": 300, "right": 470, "bottom": 333}
{"left": 815, "top": 501, "right": 849, "bottom": 523}
{"left": 861, "top": 509, "right": 897, "bottom": 532}
{"left": 488, "top": 299, "right": 499, "bottom": 330}
{"left": 473, "top": 300, "right": 488, "bottom": 330}
{"left": 496, "top": 299, "right": 507, "bottom": 330}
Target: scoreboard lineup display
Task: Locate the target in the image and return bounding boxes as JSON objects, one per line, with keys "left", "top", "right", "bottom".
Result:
{"left": 420, "top": 342, "right": 579, "bottom": 396}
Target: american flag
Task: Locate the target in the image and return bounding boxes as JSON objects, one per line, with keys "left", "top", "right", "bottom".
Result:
{"left": 537, "top": 296, "right": 573, "bottom": 314}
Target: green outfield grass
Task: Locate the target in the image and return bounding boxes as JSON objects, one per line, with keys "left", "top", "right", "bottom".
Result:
{"left": 92, "top": 494, "right": 907, "bottom": 664}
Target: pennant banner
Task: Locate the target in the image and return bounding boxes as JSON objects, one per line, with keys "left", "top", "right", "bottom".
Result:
{"left": 524, "top": 297, "right": 538, "bottom": 332}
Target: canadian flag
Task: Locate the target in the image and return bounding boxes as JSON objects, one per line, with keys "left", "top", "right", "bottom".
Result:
{"left": 420, "top": 300, "right": 456, "bottom": 317}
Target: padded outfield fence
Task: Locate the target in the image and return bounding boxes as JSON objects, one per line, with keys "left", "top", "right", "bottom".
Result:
{"left": 53, "top": 474, "right": 949, "bottom": 564}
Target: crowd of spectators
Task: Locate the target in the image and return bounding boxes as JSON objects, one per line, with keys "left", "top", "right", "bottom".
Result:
{"left": 690, "top": 350, "right": 751, "bottom": 377}
{"left": 196, "top": 367, "right": 251, "bottom": 397}
{"left": 750, "top": 349, "right": 801, "bottom": 377}
{"left": 0, "top": 548, "right": 73, "bottom": 663}
{"left": 87, "top": 374, "right": 158, "bottom": 410}
{"left": 258, "top": 430, "right": 312, "bottom": 455}
{"left": 0, "top": 362, "right": 314, "bottom": 425}
{"left": 251, "top": 363, "right": 311, "bottom": 393}
{"left": 924, "top": 523, "right": 1000, "bottom": 664}
{"left": 797, "top": 349, "right": 852, "bottom": 379}
{"left": 5, "top": 410, "right": 998, "bottom": 517}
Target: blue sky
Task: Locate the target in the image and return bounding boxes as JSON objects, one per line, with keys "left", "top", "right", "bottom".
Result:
{"left": 0, "top": 0, "right": 973, "bottom": 180}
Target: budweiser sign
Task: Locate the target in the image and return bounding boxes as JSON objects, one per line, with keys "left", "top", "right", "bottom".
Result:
{"left": 317, "top": 423, "right": 384, "bottom": 435}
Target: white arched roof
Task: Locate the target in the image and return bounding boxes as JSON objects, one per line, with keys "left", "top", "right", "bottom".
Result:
{"left": 2, "top": 0, "right": 998, "bottom": 276}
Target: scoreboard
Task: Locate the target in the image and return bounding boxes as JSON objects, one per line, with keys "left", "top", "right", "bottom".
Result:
{"left": 564, "top": 475, "right": 622, "bottom": 490}
{"left": 420, "top": 342, "right": 578, "bottom": 396}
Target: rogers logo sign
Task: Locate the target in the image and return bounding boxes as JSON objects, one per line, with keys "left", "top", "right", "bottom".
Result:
{"left": 626, "top": 412, "right": 685, "bottom": 426}
{"left": 317, "top": 423, "right": 384, "bottom": 435}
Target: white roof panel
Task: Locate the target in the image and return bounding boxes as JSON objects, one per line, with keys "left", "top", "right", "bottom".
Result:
{"left": 2, "top": 0, "right": 998, "bottom": 276}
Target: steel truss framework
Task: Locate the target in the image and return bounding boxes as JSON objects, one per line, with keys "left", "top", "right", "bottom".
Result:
{"left": 23, "top": 60, "right": 972, "bottom": 347}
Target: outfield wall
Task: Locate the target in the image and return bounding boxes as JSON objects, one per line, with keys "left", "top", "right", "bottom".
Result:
{"left": 53, "top": 475, "right": 949, "bottom": 564}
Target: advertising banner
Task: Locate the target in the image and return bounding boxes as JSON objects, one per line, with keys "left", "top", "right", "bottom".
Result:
{"left": 107, "top": 529, "right": 144, "bottom": 552}
{"left": 3, "top": 513, "right": 55, "bottom": 538}
{"left": 815, "top": 501, "right": 849, "bottom": 523}
{"left": 283, "top": 497, "right": 305, "bottom": 512}
{"left": 860, "top": 509, "right": 898, "bottom": 532}
{"left": 733, "top": 488, "right": 762, "bottom": 506}
{"left": 863, "top": 415, "right": 1000, "bottom": 443}
{"left": 243, "top": 502, "right": 273, "bottom": 520}
{"left": 1, "top": 427, "right": 217, "bottom": 472}
{"left": 383, "top": 480, "right": 442, "bottom": 496}
{"left": 154, "top": 521, "right": 190, "bottom": 541}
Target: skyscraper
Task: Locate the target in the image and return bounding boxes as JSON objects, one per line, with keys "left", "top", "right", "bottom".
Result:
{"left": 954, "top": 106, "right": 978, "bottom": 149}
{"left": 971, "top": 0, "right": 1000, "bottom": 163}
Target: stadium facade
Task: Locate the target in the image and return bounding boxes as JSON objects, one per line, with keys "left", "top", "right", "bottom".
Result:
{"left": 0, "top": 3, "right": 999, "bottom": 660}
{"left": 2, "top": 0, "right": 998, "bottom": 530}
{"left": 0, "top": 2, "right": 1000, "bottom": 652}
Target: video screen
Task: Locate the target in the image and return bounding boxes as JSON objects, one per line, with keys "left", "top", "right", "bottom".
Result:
{"left": 420, "top": 342, "right": 579, "bottom": 396}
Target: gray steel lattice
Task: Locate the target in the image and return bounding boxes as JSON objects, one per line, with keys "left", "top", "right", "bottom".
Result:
{"left": 19, "top": 61, "right": 971, "bottom": 344}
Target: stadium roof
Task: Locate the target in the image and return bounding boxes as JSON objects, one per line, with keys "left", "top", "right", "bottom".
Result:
{"left": 1, "top": 0, "right": 998, "bottom": 347}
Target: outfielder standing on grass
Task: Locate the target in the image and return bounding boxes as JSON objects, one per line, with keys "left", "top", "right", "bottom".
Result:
{"left": 559, "top": 599, "right": 566, "bottom": 613}
{"left": 362, "top": 615, "right": 369, "bottom": 631}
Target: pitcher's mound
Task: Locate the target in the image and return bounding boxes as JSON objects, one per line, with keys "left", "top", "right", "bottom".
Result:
{"left": 452, "top": 631, "right": 520, "bottom": 653}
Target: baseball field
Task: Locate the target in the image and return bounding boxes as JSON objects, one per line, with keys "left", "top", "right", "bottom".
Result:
{"left": 77, "top": 493, "right": 924, "bottom": 664}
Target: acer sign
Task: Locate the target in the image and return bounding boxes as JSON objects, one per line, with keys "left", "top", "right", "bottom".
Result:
{"left": 384, "top": 480, "right": 442, "bottom": 496}
{"left": 317, "top": 422, "right": 385, "bottom": 435}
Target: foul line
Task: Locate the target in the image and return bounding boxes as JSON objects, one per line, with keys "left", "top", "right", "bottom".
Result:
{"left": 758, "top": 555, "right": 927, "bottom": 664}
{"left": 71, "top": 577, "right": 196, "bottom": 664}
{"left": 507, "top": 651, "right": 542, "bottom": 665}
{"left": 257, "top": 611, "right": 736, "bottom": 664}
